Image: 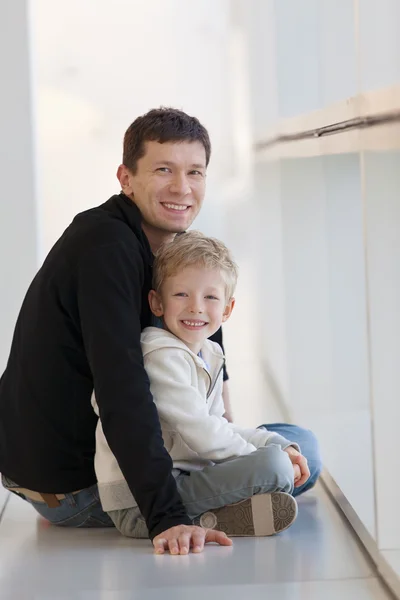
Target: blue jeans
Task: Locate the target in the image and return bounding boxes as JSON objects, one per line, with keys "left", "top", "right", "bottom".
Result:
{"left": 2, "top": 424, "right": 322, "bottom": 529}
{"left": 1, "top": 476, "right": 114, "bottom": 528}
{"left": 259, "top": 423, "right": 322, "bottom": 496}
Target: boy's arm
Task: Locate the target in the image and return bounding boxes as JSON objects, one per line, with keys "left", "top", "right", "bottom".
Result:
{"left": 230, "top": 425, "right": 300, "bottom": 452}
{"left": 144, "top": 349, "right": 257, "bottom": 462}
{"left": 209, "top": 378, "right": 300, "bottom": 452}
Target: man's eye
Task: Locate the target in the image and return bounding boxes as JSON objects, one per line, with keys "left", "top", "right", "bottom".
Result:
{"left": 190, "top": 170, "right": 203, "bottom": 176}
{"left": 157, "top": 167, "right": 171, "bottom": 173}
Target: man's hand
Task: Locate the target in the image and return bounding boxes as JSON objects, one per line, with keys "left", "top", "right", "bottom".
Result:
{"left": 284, "top": 446, "right": 310, "bottom": 488}
{"left": 152, "top": 524, "right": 233, "bottom": 555}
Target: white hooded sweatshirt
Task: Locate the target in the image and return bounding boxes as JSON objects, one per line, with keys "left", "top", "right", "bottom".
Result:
{"left": 92, "top": 327, "right": 295, "bottom": 512}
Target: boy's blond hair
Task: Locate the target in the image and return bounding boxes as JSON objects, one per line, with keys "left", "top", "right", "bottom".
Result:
{"left": 153, "top": 231, "right": 238, "bottom": 300}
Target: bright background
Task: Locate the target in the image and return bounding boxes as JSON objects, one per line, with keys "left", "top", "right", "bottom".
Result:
{"left": 1, "top": 0, "right": 400, "bottom": 584}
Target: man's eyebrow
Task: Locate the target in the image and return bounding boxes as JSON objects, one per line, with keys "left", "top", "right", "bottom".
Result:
{"left": 153, "top": 160, "right": 206, "bottom": 169}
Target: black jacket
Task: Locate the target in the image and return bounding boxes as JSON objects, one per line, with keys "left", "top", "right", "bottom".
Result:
{"left": 0, "top": 193, "right": 226, "bottom": 539}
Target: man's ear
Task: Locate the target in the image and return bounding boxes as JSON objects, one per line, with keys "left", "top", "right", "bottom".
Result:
{"left": 222, "top": 297, "right": 235, "bottom": 323}
{"left": 148, "top": 290, "right": 164, "bottom": 317}
{"left": 117, "top": 164, "right": 134, "bottom": 197}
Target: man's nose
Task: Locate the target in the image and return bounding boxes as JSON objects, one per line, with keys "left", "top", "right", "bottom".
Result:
{"left": 169, "top": 173, "right": 191, "bottom": 196}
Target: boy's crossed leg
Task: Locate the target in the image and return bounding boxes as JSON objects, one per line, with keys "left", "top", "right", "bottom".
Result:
{"left": 109, "top": 444, "right": 297, "bottom": 538}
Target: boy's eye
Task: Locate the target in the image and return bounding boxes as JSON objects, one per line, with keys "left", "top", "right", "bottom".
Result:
{"left": 174, "top": 292, "right": 188, "bottom": 297}
{"left": 206, "top": 295, "right": 218, "bottom": 300}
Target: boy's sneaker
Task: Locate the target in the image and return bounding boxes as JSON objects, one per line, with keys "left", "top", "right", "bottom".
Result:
{"left": 194, "top": 492, "right": 298, "bottom": 536}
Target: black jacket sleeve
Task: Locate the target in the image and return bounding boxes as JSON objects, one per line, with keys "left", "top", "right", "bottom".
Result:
{"left": 77, "top": 239, "right": 191, "bottom": 539}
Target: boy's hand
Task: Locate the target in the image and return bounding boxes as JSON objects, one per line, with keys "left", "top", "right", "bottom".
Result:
{"left": 153, "top": 524, "right": 233, "bottom": 555}
{"left": 293, "top": 463, "right": 301, "bottom": 485}
{"left": 284, "top": 446, "right": 310, "bottom": 488}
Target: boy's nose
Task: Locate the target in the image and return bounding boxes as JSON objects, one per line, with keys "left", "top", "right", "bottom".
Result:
{"left": 189, "top": 303, "right": 204, "bottom": 314}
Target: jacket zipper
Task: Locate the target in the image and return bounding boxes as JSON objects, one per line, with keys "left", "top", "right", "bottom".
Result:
{"left": 205, "top": 359, "right": 225, "bottom": 400}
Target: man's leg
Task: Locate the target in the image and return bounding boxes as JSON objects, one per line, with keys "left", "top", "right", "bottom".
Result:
{"left": 258, "top": 424, "right": 322, "bottom": 496}
{"left": 1, "top": 475, "right": 114, "bottom": 528}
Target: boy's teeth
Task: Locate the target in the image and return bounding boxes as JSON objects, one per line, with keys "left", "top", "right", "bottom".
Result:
{"left": 164, "top": 203, "right": 187, "bottom": 211}
{"left": 183, "top": 321, "right": 205, "bottom": 327}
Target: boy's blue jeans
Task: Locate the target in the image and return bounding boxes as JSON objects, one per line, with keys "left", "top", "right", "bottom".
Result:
{"left": 2, "top": 423, "right": 322, "bottom": 531}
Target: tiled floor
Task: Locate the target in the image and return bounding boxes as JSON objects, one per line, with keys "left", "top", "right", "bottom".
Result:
{"left": 0, "top": 482, "right": 393, "bottom": 600}
{"left": 0, "top": 333, "right": 394, "bottom": 599}
{"left": 0, "top": 232, "right": 395, "bottom": 600}
{"left": 382, "top": 551, "right": 400, "bottom": 590}
{"left": 384, "top": 551, "right": 400, "bottom": 577}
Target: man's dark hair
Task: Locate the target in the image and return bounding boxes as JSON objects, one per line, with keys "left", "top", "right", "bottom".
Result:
{"left": 122, "top": 107, "right": 211, "bottom": 173}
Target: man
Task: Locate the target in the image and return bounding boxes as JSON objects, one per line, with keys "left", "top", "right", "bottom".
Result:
{"left": 0, "top": 108, "right": 321, "bottom": 555}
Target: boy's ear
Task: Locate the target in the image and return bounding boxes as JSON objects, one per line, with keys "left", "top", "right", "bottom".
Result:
{"left": 222, "top": 297, "right": 235, "bottom": 323}
{"left": 148, "top": 290, "right": 164, "bottom": 317}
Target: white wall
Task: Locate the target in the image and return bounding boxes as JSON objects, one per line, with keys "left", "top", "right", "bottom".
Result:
{"left": 28, "top": 0, "right": 239, "bottom": 258}
{"left": 1, "top": 0, "right": 243, "bottom": 373}
{"left": 237, "top": 0, "right": 400, "bottom": 572}
{"left": 252, "top": 153, "right": 376, "bottom": 537}
{"left": 1, "top": 0, "right": 248, "bottom": 376}
{"left": 0, "top": 0, "right": 38, "bottom": 372}
{"left": 364, "top": 151, "right": 400, "bottom": 551}
{"left": 278, "top": 155, "right": 375, "bottom": 538}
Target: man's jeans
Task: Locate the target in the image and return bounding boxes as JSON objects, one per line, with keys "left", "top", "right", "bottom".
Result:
{"left": 2, "top": 424, "right": 322, "bottom": 531}
{"left": 1, "top": 477, "right": 114, "bottom": 528}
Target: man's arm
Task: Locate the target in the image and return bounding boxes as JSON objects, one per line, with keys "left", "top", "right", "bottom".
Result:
{"left": 77, "top": 238, "right": 191, "bottom": 540}
{"left": 209, "top": 327, "right": 229, "bottom": 381}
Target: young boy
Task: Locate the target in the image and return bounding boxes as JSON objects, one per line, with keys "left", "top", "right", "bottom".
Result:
{"left": 92, "top": 231, "right": 308, "bottom": 539}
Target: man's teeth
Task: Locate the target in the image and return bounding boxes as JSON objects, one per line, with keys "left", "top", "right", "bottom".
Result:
{"left": 182, "top": 321, "right": 206, "bottom": 327}
{"left": 163, "top": 203, "right": 187, "bottom": 211}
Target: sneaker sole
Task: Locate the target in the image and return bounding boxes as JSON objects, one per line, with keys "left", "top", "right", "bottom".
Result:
{"left": 196, "top": 492, "right": 298, "bottom": 536}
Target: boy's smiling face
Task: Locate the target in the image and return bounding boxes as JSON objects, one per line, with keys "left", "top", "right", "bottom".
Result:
{"left": 149, "top": 266, "right": 234, "bottom": 354}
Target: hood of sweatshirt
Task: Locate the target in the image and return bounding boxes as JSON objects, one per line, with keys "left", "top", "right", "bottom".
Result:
{"left": 140, "top": 327, "right": 225, "bottom": 374}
